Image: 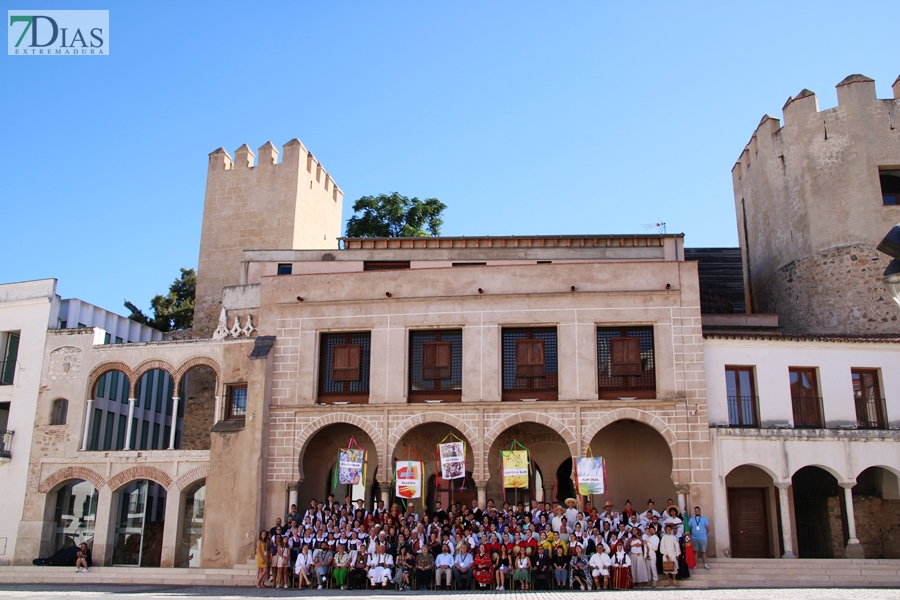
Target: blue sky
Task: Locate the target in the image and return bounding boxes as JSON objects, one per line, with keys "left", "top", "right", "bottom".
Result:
{"left": 2, "top": 1, "right": 898, "bottom": 316}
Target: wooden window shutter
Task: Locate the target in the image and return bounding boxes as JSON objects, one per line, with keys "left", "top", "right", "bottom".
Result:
{"left": 332, "top": 344, "right": 361, "bottom": 381}
{"left": 610, "top": 337, "right": 642, "bottom": 376}
{"left": 422, "top": 342, "right": 452, "bottom": 380}
{"left": 516, "top": 339, "right": 545, "bottom": 378}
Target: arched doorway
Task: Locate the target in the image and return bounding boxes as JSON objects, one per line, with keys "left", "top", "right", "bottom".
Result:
{"left": 180, "top": 481, "right": 206, "bottom": 567}
{"left": 178, "top": 365, "right": 217, "bottom": 450}
{"left": 851, "top": 466, "right": 900, "bottom": 559}
{"left": 391, "top": 422, "right": 475, "bottom": 513}
{"left": 487, "top": 423, "right": 572, "bottom": 507}
{"left": 300, "top": 423, "right": 379, "bottom": 514}
{"left": 586, "top": 420, "right": 675, "bottom": 513}
{"left": 791, "top": 466, "right": 843, "bottom": 558}
{"left": 88, "top": 370, "right": 131, "bottom": 451}
{"left": 725, "top": 465, "right": 779, "bottom": 558}
{"left": 50, "top": 480, "right": 99, "bottom": 554}
{"left": 134, "top": 369, "right": 178, "bottom": 450}
{"left": 112, "top": 480, "right": 168, "bottom": 566}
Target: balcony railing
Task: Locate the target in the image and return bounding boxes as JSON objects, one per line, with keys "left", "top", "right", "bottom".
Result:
{"left": 0, "top": 361, "right": 14, "bottom": 385}
{"left": 791, "top": 396, "right": 825, "bottom": 428}
{"left": 855, "top": 397, "right": 888, "bottom": 430}
{"left": 727, "top": 395, "right": 759, "bottom": 427}
{"left": 0, "top": 430, "right": 13, "bottom": 459}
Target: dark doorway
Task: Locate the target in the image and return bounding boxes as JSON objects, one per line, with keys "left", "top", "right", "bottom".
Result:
{"left": 792, "top": 467, "right": 842, "bottom": 558}
{"left": 728, "top": 488, "right": 771, "bottom": 557}
{"left": 556, "top": 458, "right": 576, "bottom": 504}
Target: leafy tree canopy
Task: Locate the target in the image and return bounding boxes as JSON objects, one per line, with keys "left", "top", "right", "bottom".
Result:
{"left": 345, "top": 192, "right": 446, "bottom": 238}
{"left": 125, "top": 268, "right": 195, "bottom": 332}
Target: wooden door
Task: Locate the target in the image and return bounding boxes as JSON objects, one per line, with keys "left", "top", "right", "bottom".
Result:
{"left": 728, "top": 488, "right": 771, "bottom": 558}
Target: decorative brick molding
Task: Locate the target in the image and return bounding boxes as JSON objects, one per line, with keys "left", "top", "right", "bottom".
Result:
{"left": 106, "top": 465, "right": 173, "bottom": 491}
{"left": 173, "top": 356, "right": 222, "bottom": 390}
{"left": 581, "top": 408, "right": 676, "bottom": 450}
{"left": 87, "top": 361, "right": 135, "bottom": 398}
{"left": 132, "top": 359, "right": 177, "bottom": 387}
{"left": 483, "top": 412, "right": 578, "bottom": 460}
{"left": 38, "top": 466, "right": 106, "bottom": 493}
{"left": 175, "top": 464, "right": 210, "bottom": 491}
{"left": 386, "top": 412, "right": 481, "bottom": 479}
{"left": 293, "top": 412, "right": 385, "bottom": 479}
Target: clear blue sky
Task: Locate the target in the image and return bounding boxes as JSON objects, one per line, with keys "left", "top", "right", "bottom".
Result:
{"left": 3, "top": 1, "right": 898, "bottom": 316}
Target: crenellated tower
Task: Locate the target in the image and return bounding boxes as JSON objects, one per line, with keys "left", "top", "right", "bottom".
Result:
{"left": 194, "top": 139, "right": 344, "bottom": 337}
{"left": 732, "top": 73, "right": 900, "bottom": 334}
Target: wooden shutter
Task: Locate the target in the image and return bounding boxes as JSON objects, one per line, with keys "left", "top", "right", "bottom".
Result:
{"left": 610, "top": 337, "right": 642, "bottom": 376}
{"left": 516, "top": 339, "right": 545, "bottom": 378}
{"left": 332, "top": 344, "right": 361, "bottom": 381}
{"left": 422, "top": 342, "right": 452, "bottom": 380}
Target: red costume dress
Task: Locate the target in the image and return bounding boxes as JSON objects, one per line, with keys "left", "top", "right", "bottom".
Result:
{"left": 610, "top": 550, "right": 634, "bottom": 590}
{"left": 473, "top": 552, "right": 494, "bottom": 587}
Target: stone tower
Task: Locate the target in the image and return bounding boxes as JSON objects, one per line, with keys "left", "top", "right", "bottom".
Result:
{"left": 194, "top": 139, "right": 344, "bottom": 337}
{"left": 732, "top": 73, "right": 900, "bottom": 334}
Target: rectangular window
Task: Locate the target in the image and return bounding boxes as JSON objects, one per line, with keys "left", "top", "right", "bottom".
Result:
{"left": 90, "top": 408, "right": 103, "bottom": 451}
{"left": 109, "top": 371, "right": 119, "bottom": 402}
{"left": 501, "top": 328, "right": 558, "bottom": 401}
{"left": 597, "top": 327, "right": 656, "bottom": 399}
{"left": 140, "top": 420, "right": 149, "bottom": 451}
{"left": 318, "top": 332, "right": 372, "bottom": 404}
{"left": 725, "top": 366, "right": 759, "bottom": 427}
{"left": 226, "top": 384, "right": 248, "bottom": 419}
{"left": 789, "top": 368, "right": 824, "bottom": 428}
{"left": 451, "top": 262, "right": 487, "bottom": 267}
{"left": 277, "top": 263, "right": 293, "bottom": 275}
{"left": 104, "top": 332, "right": 111, "bottom": 345}
{"left": 103, "top": 411, "right": 115, "bottom": 450}
{"left": 115, "top": 337, "right": 123, "bottom": 344}
{"left": 152, "top": 423, "right": 161, "bottom": 450}
{"left": 164, "top": 425, "right": 171, "bottom": 449}
{"left": 363, "top": 261, "right": 410, "bottom": 271}
{"left": 852, "top": 369, "right": 887, "bottom": 429}
{"left": 408, "top": 330, "right": 462, "bottom": 402}
{"left": 155, "top": 374, "right": 164, "bottom": 413}
{"left": 880, "top": 169, "right": 900, "bottom": 205}
{"left": 1, "top": 333, "right": 19, "bottom": 386}
{"left": 116, "top": 415, "right": 127, "bottom": 451}
{"left": 96, "top": 373, "right": 107, "bottom": 398}
{"left": 129, "top": 419, "right": 138, "bottom": 450}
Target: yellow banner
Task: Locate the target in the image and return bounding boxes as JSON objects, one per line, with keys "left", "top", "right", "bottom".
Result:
{"left": 502, "top": 450, "right": 529, "bottom": 489}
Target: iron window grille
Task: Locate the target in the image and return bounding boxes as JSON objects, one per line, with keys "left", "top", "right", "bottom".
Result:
{"left": 789, "top": 368, "right": 824, "bottom": 428}
{"left": 226, "top": 384, "right": 248, "bottom": 419}
{"left": 501, "top": 328, "right": 558, "bottom": 401}
{"left": 318, "top": 332, "right": 372, "bottom": 404}
{"left": 852, "top": 369, "right": 888, "bottom": 429}
{"left": 408, "top": 330, "right": 463, "bottom": 402}
{"left": 597, "top": 327, "right": 656, "bottom": 399}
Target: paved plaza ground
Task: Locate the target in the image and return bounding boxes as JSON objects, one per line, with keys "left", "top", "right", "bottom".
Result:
{"left": 0, "top": 586, "right": 898, "bottom": 599}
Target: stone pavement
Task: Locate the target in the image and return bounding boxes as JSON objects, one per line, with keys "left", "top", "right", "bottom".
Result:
{"left": 0, "top": 586, "right": 899, "bottom": 599}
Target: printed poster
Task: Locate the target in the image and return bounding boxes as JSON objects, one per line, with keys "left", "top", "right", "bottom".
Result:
{"left": 575, "top": 457, "right": 605, "bottom": 495}
{"left": 395, "top": 461, "right": 422, "bottom": 499}
{"left": 439, "top": 442, "right": 465, "bottom": 479}
{"left": 501, "top": 450, "right": 529, "bottom": 489}
{"left": 338, "top": 448, "right": 365, "bottom": 485}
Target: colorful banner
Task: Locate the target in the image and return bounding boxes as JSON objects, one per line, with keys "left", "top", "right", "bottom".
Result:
{"left": 575, "top": 457, "right": 605, "bottom": 495}
{"left": 338, "top": 448, "right": 365, "bottom": 485}
{"left": 501, "top": 450, "right": 529, "bottom": 489}
{"left": 439, "top": 442, "right": 465, "bottom": 479}
{"left": 395, "top": 461, "right": 423, "bottom": 499}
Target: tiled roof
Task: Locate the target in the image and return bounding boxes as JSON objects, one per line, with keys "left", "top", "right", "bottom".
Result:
{"left": 704, "top": 332, "right": 900, "bottom": 344}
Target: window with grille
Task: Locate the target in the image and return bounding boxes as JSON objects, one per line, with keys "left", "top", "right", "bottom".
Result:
{"left": 408, "top": 330, "right": 462, "bottom": 402}
{"left": 724, "top": 366, "right": 758, "bottom": 427}
{"left": 597, "top": 327, "right": 656, "bottom": 399}
{"left": 501, "top": 328, "right": 558, "bottom": 401}
{"left": 789, "top": 368, "right": 823, "bottom": 428}
{"left": 318, "top": 332, "right": 371, "bottom": 404}
{"left": 852, "top": 369, "right": 887, "bottom": 429}
{"left": 226, "top": 383, "right": 248, "bottom": 419}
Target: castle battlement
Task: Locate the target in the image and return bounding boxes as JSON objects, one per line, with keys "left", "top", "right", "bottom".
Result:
{"left": 207, "top": 139, "right": 343, "bottom": 203}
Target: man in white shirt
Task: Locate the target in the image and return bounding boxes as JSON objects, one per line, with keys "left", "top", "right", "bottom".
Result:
{"left": 367, "top": 545, "right": 394, "bottom": 589}
{"left": 434, "top": 544, "right": 454, "bottom": 590}
{"left": 589, "top": 546, "right": 612, "bottom": 590}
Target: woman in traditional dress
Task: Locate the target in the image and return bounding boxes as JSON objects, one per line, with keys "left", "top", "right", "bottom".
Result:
{"left": 494, "top": 544, "right": 510, "bottom": 591}
{"left": 629, "top": 527, "right": 650, "bottom": 585}
{"left": 512, "top": 547, "right": 532, "bottom": 590}
{"left": 469, "top": 543, "right": 490, "bottom": 590}
{"left": 660, "top": 523, "right": 681, "bottom": 587}
{"left": 610, "top": 541, "right": 634, "bottom": 590}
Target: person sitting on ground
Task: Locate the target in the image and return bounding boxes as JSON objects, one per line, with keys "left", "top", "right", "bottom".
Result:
{"left": 75, "top": 542, "right": 91, "bottom": 574}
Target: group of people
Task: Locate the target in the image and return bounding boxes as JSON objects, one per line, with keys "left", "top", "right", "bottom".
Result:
{"left": 254, "top": 494, "right": 711, "bottom": 591}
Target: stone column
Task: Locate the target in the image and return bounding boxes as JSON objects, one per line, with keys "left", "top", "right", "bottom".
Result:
{"left": 81, "top": 399, "right": 94, "bottom": 451}
{"left": 775, "top": 482, "right": 796, "bottom": 558}
{"left": 381, "top": 488, "right": 391, "bottom": 506}
{"left": 476, "top": 482, "right": 487, "bottom": 509}
{"left": 213, "top": 394, "right": 221, "bottom": 424}
{"left": 840, "top": 482, "right": 864, "bottom": 558}
{"left": 160, "top": 486, "right": 185, "bottom": 568}
{"left": 168, "top": 397, "right": 180, "bottom": 450}
{"left": 288, "top": 483, "right": 299, "bottom": 511}
{"left": 675, "top": 483, "right": 690, "bottom": 516}
{"left": 123, "top": 398, "right": 136, "bottom": 450}
{"left": 543, "top": 486, "right": 555, "bottom": 505}
{"left": 92, "top": 485, "right": 114, "bottom": 566}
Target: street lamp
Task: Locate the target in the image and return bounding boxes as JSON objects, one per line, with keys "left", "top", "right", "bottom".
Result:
{"left": 876, "top": 224, "right": 900, "bottom": 309}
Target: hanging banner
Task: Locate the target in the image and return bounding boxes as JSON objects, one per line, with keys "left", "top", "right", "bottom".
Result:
{"left": 501, "top": 450, "right": 529, "bottom": 489}
{"left": 338, "top": 448, "right": 365, "bottom": 485}
{"left": 575, "top": 457, "right": 605, "bottom": 495}
{"left": 395, "top": 461, "right": 423, "bottom": 499}
{"left": 439, "top": 442, "right": 465, "bottom": 480}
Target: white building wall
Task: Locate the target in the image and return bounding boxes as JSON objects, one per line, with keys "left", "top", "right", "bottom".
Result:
{"left": 58, "top": 299, "right": 162, "bottom": 343}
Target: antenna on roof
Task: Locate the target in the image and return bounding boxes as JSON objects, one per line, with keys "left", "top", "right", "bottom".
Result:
{"left": 642, "top": 220, "right": 666, "bottom": 234}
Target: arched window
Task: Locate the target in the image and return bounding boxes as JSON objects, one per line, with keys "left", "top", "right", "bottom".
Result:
{"left": 50, "top": 399, "right": 68, "bottom": 426}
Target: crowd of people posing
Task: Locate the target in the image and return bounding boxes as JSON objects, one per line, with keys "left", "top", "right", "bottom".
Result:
{"left": 255, "top": 495, "right": 711, "bottom": 591}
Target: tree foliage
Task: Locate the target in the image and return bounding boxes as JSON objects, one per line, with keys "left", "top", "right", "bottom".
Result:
{"left": 345, "top": 192, "right": 446, "bottom": 238}
{"left": 125, "top": 268, "right": 196, "bottom": 332}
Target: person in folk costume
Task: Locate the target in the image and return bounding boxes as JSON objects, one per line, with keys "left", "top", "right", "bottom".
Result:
{"left": 599, "top": 500, "right": 616, "bottom": 525}
{"left": 610, "top": 540, "right": 634, "bottom": 590}
{"left": 569, "top": 544, "right": 591, "bottom": 590}
{"left": 663, "top": 506, "right": 691, "bottom": 580}
{"left": 643, "top": 524, "right": 660, "bottom": 587}
{"left": 551, "top": 505, "right": 565, "bottom": 533}
{"left": 366, "top": 544, "right": 394, "bottom": 589}
{"left": 660, "top": 523, "right": 681, "bottom": 587}
{"left": 629, "top": 526, "right": 650, "bottom": 585}
{"left": 619, "top": 499, "right": 637, "bottom": 527}
{"left": 473, "top": 543, "right": 494, "bottom": 590}
{"left": 589, "top": 542, "right": 612, "bottom": 590}
{"left": 563, "top": 498, "right": 580, "bottom": 528}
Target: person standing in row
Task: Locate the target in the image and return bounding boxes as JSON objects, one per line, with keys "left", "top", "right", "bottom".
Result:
{"left": 689, "top": 506, "right": 711, "bottom": 569}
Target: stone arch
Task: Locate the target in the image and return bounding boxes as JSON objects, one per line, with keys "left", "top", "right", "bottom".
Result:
{"left": 87, "top": 361, "right": 134, "bottom": 398}
{"left": 38, "top": 466, "right": 106, "bottom": 493}
{"left": 386, "top": 412, "right": 481, "bottom": 479}
{"left": 581, "top": 408, "right": 677, "bottom": 451}
{"left": 725, "top": 462, "right": 780, "bottom": 483}
{"left": 132, "top": 359, "right": 177, "bottom": 387}
{"left": 484, "top": 412, "right": 578, "bottom": 461}
{"left": 173, "top": 356, "right": 222, "bottom": 390}
{"left": 294, "top": 413, "right": 384, "bottom": 480}
{"left": 789, "top": 462, "right": 846, "bottom": 483}
{"left": 106, "top": 465, "right": 174, "bottom": 491}
{"left": 854, "top": 463, "right": 900, "bottom": 482}
{"left": 176, "top": 464, "right": 210, "bottom": 491}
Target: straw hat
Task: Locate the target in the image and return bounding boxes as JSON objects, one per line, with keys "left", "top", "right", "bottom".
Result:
{"left": 603, "top": 501, "right": 615, "bottom": 509}
{"left": 554, "top": 506, "right": 566, "bottom": 515}
{"left": 511, "top": 546, "right": 521, "bottom": 555}
{"left": 667, "top": 506, "right": 680, "bottom": 517}
{"left": 564, "top": 498, "right": 577, "bottom": 507}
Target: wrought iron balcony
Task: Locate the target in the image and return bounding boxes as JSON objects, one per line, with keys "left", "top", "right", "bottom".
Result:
{"left": 726, "top": 395, "right": 759, "bottom": 427}
{"left": 0, "top": 430, "right": 13, "bottom": 460}
{"left": 791, "top": 396, "right": 825, "bottom": 428}
{"left": 855, "top": 397, "right": 889, "bottom": 430}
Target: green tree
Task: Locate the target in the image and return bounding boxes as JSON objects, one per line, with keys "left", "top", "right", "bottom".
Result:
{"left": 125, "top": 268, "right": 196, "bottom": 332}
{"left": 345, "top": 192, "right": 446, "bottom": 237}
